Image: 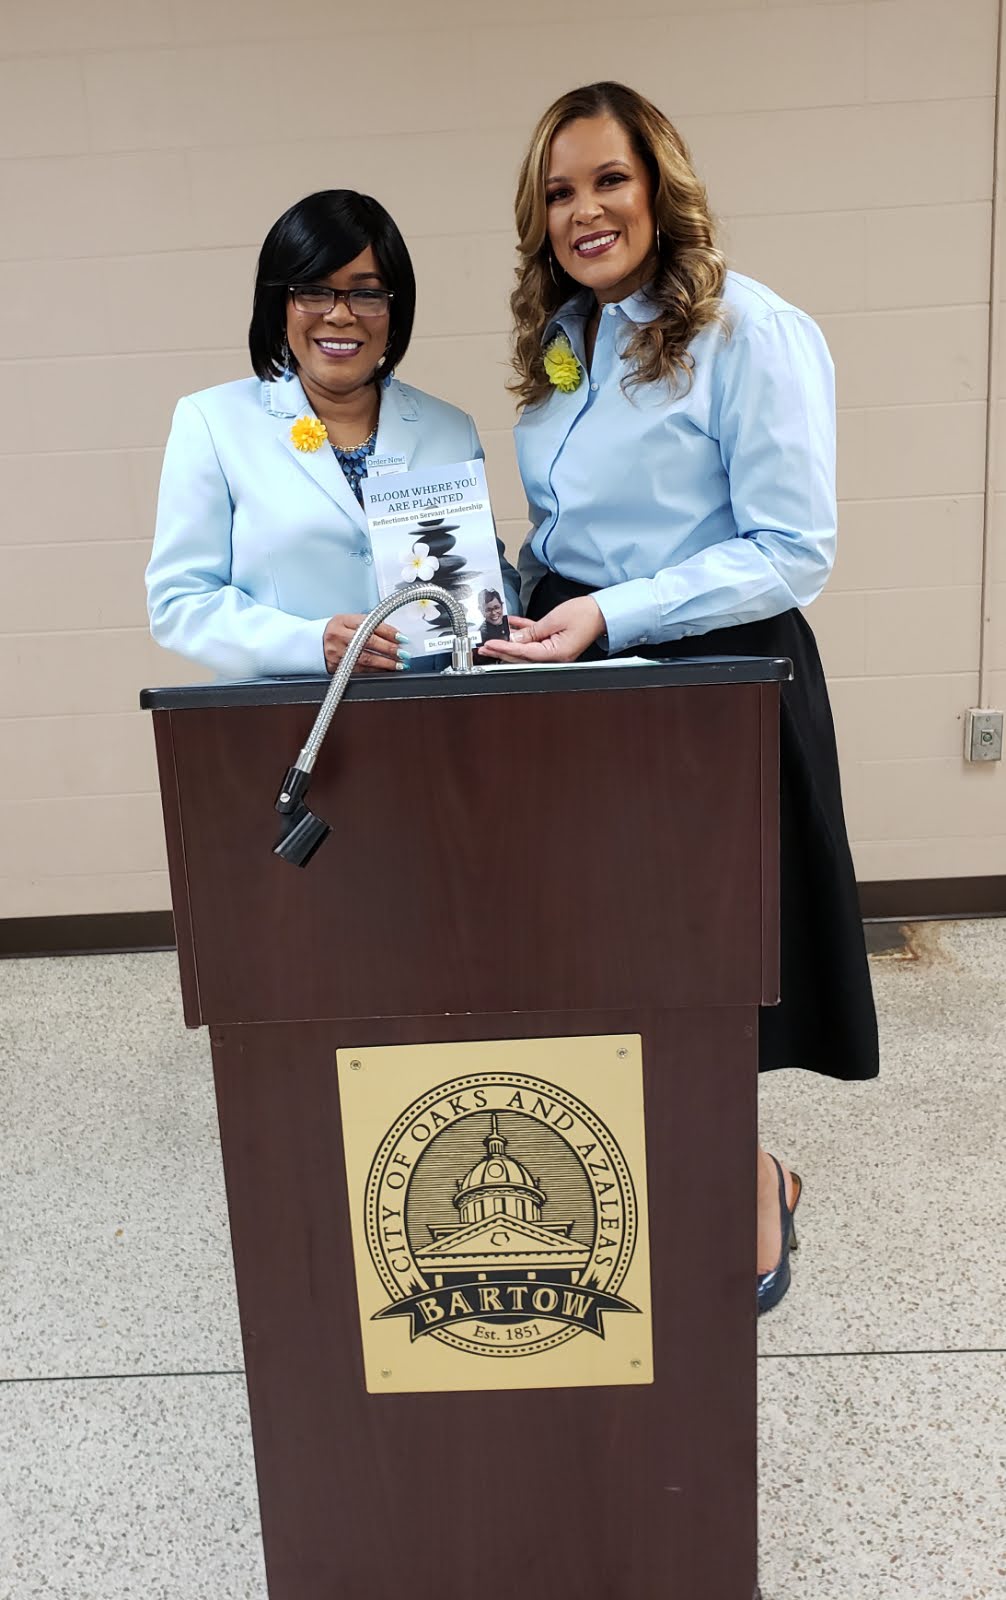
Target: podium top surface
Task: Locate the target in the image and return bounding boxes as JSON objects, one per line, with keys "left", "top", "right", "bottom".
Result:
{"left": 139, "top": 654, "right": 791, "bottom": 711}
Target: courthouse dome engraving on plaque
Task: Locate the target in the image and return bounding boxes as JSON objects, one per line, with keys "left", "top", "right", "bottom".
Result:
{"left": 364, "top": 1073, "right": 641, "bottom": 1359}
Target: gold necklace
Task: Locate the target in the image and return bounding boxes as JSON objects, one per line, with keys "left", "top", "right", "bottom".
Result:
{"left": 332, "top": 424, "right": 377, "bottom": 452}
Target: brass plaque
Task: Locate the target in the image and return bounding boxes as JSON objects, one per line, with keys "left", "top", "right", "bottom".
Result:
{"left": 336, "top": 1034, "right": 653, "bottom": 1394}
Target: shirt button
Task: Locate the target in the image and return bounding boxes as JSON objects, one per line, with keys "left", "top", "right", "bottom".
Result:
{"left": 606, "top": 304, "right": 617, "bottom": 316}
{"left": 361, "top": 551, "right": 373, "bottom": 565}
{"left": 590, "top": 382, "right": 599, "bottom": 392}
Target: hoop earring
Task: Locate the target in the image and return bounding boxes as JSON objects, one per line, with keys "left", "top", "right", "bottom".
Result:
{"left": 548, "top": 253, "right": 562, "bottom": 287}
{"left": 655, "top": 224, "right": 662, "bottom": 254}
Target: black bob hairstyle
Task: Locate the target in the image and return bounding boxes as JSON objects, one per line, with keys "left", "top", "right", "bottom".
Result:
{"left": 249, "top": 189, "right": 417, "bottom": 381}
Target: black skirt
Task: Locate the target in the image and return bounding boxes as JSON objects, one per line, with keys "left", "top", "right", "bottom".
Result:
{"left": 528, "top": 571, "right": 880, "bottom": 1081}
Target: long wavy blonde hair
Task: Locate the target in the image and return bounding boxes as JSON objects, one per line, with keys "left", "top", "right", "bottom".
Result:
{"left": 510, "top": 82, "right": 726, "bottom": 408}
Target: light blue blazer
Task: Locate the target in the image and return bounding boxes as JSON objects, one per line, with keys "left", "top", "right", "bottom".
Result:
{"left": 146, "top": 372, "right": 519, "bottom": 679}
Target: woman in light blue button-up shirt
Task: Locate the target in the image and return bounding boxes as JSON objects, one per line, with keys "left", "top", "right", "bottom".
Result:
{"left": 480, "top": 82, "right": 878, "bottom": 1314}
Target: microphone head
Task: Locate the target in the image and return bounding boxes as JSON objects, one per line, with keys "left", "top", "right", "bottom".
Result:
{"left": 272, "top": 803, "right": 331, "bottom": 867}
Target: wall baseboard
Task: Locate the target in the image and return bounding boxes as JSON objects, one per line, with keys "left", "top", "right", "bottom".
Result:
{"left": 857, "top": 876, "right": 1006, "bottom": 922}
{"left": 1, "top": 878, "right": 1004, "bottom": 959}
{"left": 0, "top": 911, "right": 175, "bottom": 959}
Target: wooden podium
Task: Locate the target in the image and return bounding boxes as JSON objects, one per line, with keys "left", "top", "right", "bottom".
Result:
{"left": 141, "top": 656, "right": 787, "bottom": 1600}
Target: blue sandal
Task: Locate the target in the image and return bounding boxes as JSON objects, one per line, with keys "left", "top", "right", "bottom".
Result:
{"left": 757, "top": 1155, "right": 802, "bottom": 1315}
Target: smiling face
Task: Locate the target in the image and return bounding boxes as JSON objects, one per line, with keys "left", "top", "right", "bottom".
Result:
{"left": 285, "top": 244, "right": 390, "bottom": 404}
{"left": 484, "top": 594, "right": 504, "bottom": 625}
{"left": 545, "top": 112, "right": 658, "bottom": 305}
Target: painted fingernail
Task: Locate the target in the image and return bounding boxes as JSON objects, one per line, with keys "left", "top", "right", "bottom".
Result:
{"left": 395, "top": 661, "right": 406, "bottom": 672}
{"left": 397, "top": 647, "right": 411, "bottom": 661}
{"left": 395, "top": 632, "right": 409, "bottom": 643}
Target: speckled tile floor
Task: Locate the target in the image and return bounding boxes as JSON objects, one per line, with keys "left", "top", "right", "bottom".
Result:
{"left": 0, "top": 920, "right": 1003, "bottom": 1599}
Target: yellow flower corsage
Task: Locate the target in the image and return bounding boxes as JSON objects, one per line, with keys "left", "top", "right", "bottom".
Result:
{"left": 290, "top": 415, "right": 328, "bottom": 452}
{"left": 543, "top": 333, "right": 583, "bottom": 393}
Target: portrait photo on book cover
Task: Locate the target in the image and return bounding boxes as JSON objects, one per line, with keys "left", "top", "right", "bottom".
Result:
{"left": 475, "top": 587, "right": 508, "bottom": 648}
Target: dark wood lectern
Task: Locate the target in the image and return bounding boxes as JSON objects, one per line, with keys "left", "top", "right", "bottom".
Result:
{"left": 141, "top": 658, "right": 787, "bottom": 1600}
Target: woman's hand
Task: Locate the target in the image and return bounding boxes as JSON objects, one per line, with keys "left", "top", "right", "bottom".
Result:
{"left": 476, "top": 597, "right": 606, "bottom": 663}
{"left": 324, "top": 614, "right": 403, "bottom": 673}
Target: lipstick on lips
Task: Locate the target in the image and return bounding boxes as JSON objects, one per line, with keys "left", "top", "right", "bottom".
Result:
{"left": 573, "top": 230, "right": 620, "bottom": 258}
{"left": 315, "top": 338, "right": 364, "bottom": 360}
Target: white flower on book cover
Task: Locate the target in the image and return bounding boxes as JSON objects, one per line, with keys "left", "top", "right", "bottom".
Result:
{"left": 400, "top": 541, "right": 440, "bottom": 583}
{"left": 395, "top": 519, "right": 470, "bottom": 642}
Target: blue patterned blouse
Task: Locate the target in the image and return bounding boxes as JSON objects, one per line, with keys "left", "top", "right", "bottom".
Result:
{"left": 332, "top": 428, "right": 378, "bottom": 506}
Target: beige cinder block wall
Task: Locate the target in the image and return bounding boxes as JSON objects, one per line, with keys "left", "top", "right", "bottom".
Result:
{"left": 0, "top": 0, "right": 1002, "bottom": 920}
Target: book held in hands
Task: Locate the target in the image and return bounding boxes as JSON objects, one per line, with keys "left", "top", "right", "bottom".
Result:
{"left": 362, "top": 459, "right": 511, "bottom": 662}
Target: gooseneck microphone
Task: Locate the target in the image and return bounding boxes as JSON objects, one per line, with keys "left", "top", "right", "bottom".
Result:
{"left": 273, "top": 585, "right": 475, "bottom": 867}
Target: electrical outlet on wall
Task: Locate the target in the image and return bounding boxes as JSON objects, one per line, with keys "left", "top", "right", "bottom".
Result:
{"left": 964, "top": 709, "right": 1004, "bottom": 762}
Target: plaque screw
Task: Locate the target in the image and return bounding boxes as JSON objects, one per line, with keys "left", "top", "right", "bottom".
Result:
{"left": 350, "top": 1059, "right": 362, "bottom": 1071}
{"left": 630, "top": 1358, "right": 642, "bottom": 1369}
{"left": 617, "top": 1048, "right": 628, "bottom": 1059}
{"left": 381, "top": 1369, "right": 392, "bottom": 1378}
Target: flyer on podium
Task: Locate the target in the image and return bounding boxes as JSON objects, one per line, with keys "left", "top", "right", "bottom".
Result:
{"left": 362, "top": 459, "right": 511, "bottom": 662}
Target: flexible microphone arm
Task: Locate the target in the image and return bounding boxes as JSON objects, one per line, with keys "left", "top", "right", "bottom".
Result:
{"left": 273, "top": 584, "right": 475, "bottom": 866}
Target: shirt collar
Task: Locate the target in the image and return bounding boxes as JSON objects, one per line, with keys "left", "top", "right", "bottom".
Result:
{"left": 261, "top": 371, "right": 310, "bottom": 418}
{"left": 544, "top": 282, "right": 659, "bottom": 345}
{"left": 260, "top": 370, "right": 419, "bottom": 421}
{"left": 618, "top": 285, "right": 660, "bottom": 324}
{"left": 542, "top": 288, "right": 588, "bottom": 346}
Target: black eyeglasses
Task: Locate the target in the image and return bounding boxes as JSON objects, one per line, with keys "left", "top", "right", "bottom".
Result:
{"left": 288, "top": 285, "right": 393, "bottom": 318}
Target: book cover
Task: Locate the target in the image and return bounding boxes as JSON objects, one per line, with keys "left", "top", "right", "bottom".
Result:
{"left": 362, "top": 459, "right": 511, "bottom": 662}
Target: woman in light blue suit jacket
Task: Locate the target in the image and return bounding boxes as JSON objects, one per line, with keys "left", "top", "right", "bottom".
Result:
{"left": 147, "top": 191, "right": 518, "bottom": 681}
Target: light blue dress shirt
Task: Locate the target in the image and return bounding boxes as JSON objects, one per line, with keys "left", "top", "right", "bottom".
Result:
{"left": 515, "top": 271, "right": 836, "bottom": 654}
{"left": 146, "top": 372, "right": 520, "bottom": 680}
